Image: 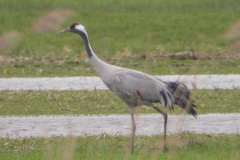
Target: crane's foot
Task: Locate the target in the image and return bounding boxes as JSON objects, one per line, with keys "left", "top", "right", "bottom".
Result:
{"left": 131, "top": 149, "right": 133, "bottom": 155}
{"left": 131, "top": 145, "right": 134, "bottom": 154}
{"left": 163, "top": 146, "right": 169, "bottom": 152}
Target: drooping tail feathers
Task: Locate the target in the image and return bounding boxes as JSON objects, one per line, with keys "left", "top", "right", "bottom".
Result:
{"left": 167, "top": 82, "right": 197, "bottom": 118}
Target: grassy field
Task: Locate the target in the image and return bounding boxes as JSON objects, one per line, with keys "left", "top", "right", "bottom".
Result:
{"left": 1, "top": 0, "right": 240, "bottom": 77}
{"left": 0, "top": 134, "right": 239, "bottom": 160}
{"left": 1, "top": 89, "right": 239, "bottom": 159}
{"left": 1, "top": 0, "right": 240, "bottom": 57}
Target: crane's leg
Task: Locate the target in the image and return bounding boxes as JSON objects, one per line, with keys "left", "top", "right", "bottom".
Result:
{"left": 128, "top": 107, "right": 136, "bottom": 154}
{"left": 130, "top": 112, "right": 136, "bottom": 154}
{"left": 151, "top": 105, "right": 168, "bottom": 151}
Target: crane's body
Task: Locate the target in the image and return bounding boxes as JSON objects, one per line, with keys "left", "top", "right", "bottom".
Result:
{"left": 103, "top": 68, "right": 173, "bottom": 108}
{"left": 59, "top": 23, "right": 197, "bottom": 154}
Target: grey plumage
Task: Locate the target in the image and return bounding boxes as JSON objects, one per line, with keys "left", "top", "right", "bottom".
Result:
{"left": 59, "top": 23, "right": 197, "bottom": 154}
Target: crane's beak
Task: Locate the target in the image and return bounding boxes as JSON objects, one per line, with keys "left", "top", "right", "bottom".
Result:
{"left": 58, "top": 27, "right": 71, "bottom": 34}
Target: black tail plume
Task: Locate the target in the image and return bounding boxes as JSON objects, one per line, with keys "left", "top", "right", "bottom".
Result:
{"left": 167, "top": 82, "right": 197, "bottom": 118}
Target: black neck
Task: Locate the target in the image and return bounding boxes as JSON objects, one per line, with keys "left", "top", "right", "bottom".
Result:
{"left": 78, "top": 32, "right": 93, "bottom": 59}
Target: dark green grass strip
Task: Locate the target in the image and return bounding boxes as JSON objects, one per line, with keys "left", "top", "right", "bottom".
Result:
{"left": 0, "top": 89, "right": 239, "bottom": 116}
{"left": 0, "top": 133, "right": 239, "bottom": 160}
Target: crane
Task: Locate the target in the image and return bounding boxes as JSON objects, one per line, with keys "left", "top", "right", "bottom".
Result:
{"left": 59, "top": 23, "right": 197, "bottom": 154}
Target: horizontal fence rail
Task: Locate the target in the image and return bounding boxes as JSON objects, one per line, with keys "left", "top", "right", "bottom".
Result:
{"left": 0, "top": 75, "right": 239, "bottom": 91}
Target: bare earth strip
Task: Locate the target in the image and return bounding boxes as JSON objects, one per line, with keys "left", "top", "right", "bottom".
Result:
{"left": 0, "top": 75, "right": 239, "bottom": 91}
{"left": 0, "top": 114, "right": 239, "bottom": 139}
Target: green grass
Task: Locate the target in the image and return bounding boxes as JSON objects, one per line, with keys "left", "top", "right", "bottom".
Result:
{"left": 1, "top": 58, "right": 240, "bottom": 77}
{"left": 0, "top": 133, "right": 239, "bottom": 160}
{"left": 1, "top": 0, "right": 240, "bottom": 78}
{"left": 0, "top": 89, "right": 239, "bottom": 116}
{"left": 1, "top": 0, "right": 240, "bottom": 59}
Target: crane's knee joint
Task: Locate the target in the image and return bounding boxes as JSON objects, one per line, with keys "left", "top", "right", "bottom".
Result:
{"left": 162, "top": 112, "right": 168, "bottom": 120}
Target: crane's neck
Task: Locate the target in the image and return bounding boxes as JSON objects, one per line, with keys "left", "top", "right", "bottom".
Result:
{"left": 78, "top": 32, "right": 111, "bottom": 76}
{"left": 80, "top": 33, "right": 94, "bottom": 59}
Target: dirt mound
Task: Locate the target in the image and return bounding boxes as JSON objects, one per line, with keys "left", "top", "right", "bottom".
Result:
{"left": 0, "top": 31, "right": 20, "bottom": 51}
{"left": 222, "top": 20, "right": 240, "bottom": 40}
{"left": 32, "top": 10, "right": 72, "bottom": 33}
{"left": 221, "top": 20, "right": 240, "bottom": 52}
{"left": 230, "top": 40, "right": 240, "bottom": 52}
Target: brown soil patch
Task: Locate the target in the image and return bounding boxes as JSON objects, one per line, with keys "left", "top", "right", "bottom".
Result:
{"left": 111, "top": 52, "right": 240, "bottom": 62}
{"left": 222, "top": 20, "right": 240, "bottom": 40}
{"left": 220, "top": 20, "right": 240, "bottom": 52}
{"left": 1, "top": 52, "right": 240, "bottom": 64}
{"left": 230, "top": 40, "right": 240, "bottom": 52}
{"left": 0, "top": 31, "right": 20, "bottom": 51}
{"left": 0, "top": 56, "right": 68, "bottom": 64}
{"left": 32, "top": 10, "right": 72, "bottom": 33}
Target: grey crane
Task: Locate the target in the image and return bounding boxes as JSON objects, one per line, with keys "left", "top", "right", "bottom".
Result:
{"left": 59, "top": 23, "right": 197, "bottom": 154}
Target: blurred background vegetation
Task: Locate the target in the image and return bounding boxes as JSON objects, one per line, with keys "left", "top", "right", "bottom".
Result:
{"left": 1, "top": 0, "right": 240, "bottom": 77}
{"left": 1, "top": 0, "right": 240, "bottom": 59}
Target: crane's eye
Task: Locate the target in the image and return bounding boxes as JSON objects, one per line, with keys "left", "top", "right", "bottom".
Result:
{"left": 70, "top": 23, "right": 78, "bottom": 29}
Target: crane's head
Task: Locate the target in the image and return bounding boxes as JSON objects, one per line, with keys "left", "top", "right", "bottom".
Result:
{"left": 58, "top": 23, "right": 87, "bottom": 36}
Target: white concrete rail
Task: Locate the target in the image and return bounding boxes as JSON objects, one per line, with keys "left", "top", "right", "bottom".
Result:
{"left": 0, "top": 75, "right": 239, "bottom": 91}
{"left": 0, "top": 114, "right": 239, "bottom": 138}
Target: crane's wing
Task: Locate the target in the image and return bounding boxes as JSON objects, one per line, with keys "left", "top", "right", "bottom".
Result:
{"left": 109, "top": 69, "right": 174, "bottom": 110}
